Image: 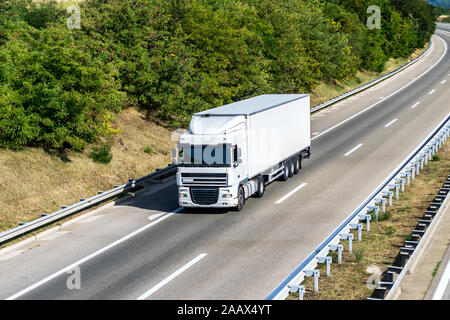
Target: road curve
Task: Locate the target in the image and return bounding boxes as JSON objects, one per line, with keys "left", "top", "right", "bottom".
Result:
{"left": 1, "top": 27, "right": 450, "bottom": 300}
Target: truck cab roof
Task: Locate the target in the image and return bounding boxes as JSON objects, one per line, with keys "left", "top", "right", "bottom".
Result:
{"left": 194, "top": 94, "right": 309, "bottom": 117}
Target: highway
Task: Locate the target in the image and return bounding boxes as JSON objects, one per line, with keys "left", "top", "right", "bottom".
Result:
{"left": 1, "top": 26, "right": 450, "bottom": 300}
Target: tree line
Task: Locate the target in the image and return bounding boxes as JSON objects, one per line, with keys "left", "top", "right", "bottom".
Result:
{"left": 0, "top": 0, "right": 436, "bottom": 153}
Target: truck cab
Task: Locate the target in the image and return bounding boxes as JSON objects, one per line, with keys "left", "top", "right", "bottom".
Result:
{"left": 174, "top": 115, "right": 247, "bottom": 209}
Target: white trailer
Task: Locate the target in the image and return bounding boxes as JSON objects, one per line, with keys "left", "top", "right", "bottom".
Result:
{"left": 173, "top": 94, "right": 311, "bottom": 211}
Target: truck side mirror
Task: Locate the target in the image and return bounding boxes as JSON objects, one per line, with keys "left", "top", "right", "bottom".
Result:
{"left": 172, "top": 147, "right": 178, "bottom": 164}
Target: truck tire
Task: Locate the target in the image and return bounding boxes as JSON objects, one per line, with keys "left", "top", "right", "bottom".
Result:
{"left": 294, "top": 157, "right": 301, "bottom": 175}
{"left": 288, "top": 159, "right": 295, "bottom": 178}
{"left": 254, "top": 176, "right": 265, "bottom": 198}
{"left": 279, "top": 162, "right": 289, "bottom": 181}
{"left": 235, "top": 186, "right": 245, "bottom": 211}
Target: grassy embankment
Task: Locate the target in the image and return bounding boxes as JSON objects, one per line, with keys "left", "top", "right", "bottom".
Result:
{"left": 0, "top": 42, "right": 427, "bottom": 234}
{"left": 287, "top": 141, "right": 450, "bottom": 300}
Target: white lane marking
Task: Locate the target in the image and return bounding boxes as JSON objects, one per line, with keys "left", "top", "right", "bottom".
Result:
{"left": 432, "top": 258, "right": 450, "bottom": 300}
{"left": 6, "top": 207, "right": 184, "bottom": 300}
{"left": 78, "top": 215, "right": 104, "bottom": 223}
{"left": 148, "top": 213, "right": 166, "bottom": 221}
{"left": 344, "top": 143, "right": 363, "bottom": 157}
{"left": 384, "top": 118, "right": 398, "bottom": 128}
{"left": 411, "top": 101, "right": 421, "bottom": 109}
{"left": 311, "top": 35, "right": 447, "bottom": 142}
{"left": 429, "top": 89, "right": 436, "bottom": 95}
{"left": 312, "top": 132, "right": 320, "bottom": 136}
{"left": 136, "top": 253, "right": 207, "bottom": 300}
{"left": 39, "top": 231, "right": 69, "bottom": 241}
{"left": 442, "top": 80, "right": 447, "bottom": 84}
{"left": 275, "top": 183, "right": 307, "bottom": 205}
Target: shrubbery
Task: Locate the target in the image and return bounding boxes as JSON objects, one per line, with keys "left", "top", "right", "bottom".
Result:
{"left": 0, "top": 0, "right": 436, "bottom": 152}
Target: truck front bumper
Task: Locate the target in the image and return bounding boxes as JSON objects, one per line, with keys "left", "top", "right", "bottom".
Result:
{"left": 178, "top": 187, "right": 238, "bottom": 208}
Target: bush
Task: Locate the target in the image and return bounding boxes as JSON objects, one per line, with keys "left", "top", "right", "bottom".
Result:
{"left": 89, "top": 143, "right": 113, "bottom": 164}
{"left": 144, "top": 146, "right": 153, "bottom": 155}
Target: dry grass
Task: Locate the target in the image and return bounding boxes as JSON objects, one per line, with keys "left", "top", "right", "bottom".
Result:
{"left": 0, "top": 108, "right": 175, "bottom": 232}
{"left": 310, "top": 46, "right": 428, "bottom": 107}
{"left": 287, "top": 142, "right": 450, "bottom": 300}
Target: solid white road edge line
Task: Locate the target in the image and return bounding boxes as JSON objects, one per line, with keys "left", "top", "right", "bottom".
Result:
{"left": 136, "top": 253, "right": 207, "bottom": 300}
{"left": 384, "top": 119, "right": 398, "bottom": 128}
{"left": 275, "top": 183, "right": 307, "bottom": 205}
{"left": 442, "top": 80, "right": 447, "bottom": 84}
{"left": 5, "top": 207, "right": 184, "bottom": 300}
{"left": 432, "top": 258, "right": 450, "bottom": 300}
{"left": 429, "top": 89, "right": 436, "bottom": 95}
{"left": 344, "top": 143, "right": 364, "bottom": 157}
{"left": 311, "top": 35, "right": 447, "bottom": 142}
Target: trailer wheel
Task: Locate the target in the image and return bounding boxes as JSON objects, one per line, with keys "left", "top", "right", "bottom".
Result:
{"left": 279, "top": 162, "right": 289, "bottom": 181}
{"left": 254, "top": 176, "right": 265, "bottom": 198}
{"left": 235, "top": 186, "right": 245, "bottom": 211}
{"left": 288, "top": 160, "right": 295, "bottom": 178}
{"left": 294, "top": 157, "right": 301, "bottom": 175}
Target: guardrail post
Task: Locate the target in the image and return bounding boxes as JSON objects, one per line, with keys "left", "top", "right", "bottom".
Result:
{"left": 396, "top": 178, "right": 405, "bottom": 193}
{"left": 360, "top": 213, "right": 371, "bottom": 232}
{"left": 406, "top": 171, "right": 411, "bottom": 186}
{"left": 367, "top": 206, "right": 379, "bottom": 221}
{"left": 304, "top": 270, "right": 320, "bottom": 292}
{"left": 415, "top": 160, "right": 420, "bottom": 175}
{"left": 382, "top": 191, "right": 393, "bottom": 206}
{"left": 350, "top": 223, "right": 363, "bottom": 241}
{"left": 329, "top": 244, "right": 344, "bottom": 263}
{"left": 421, "top": 153, "right": 428, "bottom": 166}
{"left": 375, "top": 197, "right": 386, "bottom": 213}
{"left": 129, "top": 179, "right": 136, "bottom": 189}
{"left": 340, "top": 233, "right": 354, "bottom": 253}
{"left": 289, "top": 285, "right": 305, "bottom": 300}
{"left": 317, "top": 256, "right": 332, "bottom": 277}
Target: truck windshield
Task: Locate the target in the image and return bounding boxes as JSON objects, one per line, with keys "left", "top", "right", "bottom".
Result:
{"left": 178, "top": 144, "right": 231, "bottom": 167}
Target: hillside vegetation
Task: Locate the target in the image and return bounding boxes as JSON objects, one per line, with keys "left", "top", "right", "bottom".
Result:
{"left": 0, "top": 0, "right": 436, "bottom": 155}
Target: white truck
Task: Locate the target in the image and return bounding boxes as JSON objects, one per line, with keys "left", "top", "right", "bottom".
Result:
{"left": 172, "top": 94, "right": 311, "bottom": 211}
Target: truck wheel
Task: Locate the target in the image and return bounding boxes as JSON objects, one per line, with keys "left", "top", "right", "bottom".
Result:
{"left": 254, "top": 176, "right": 265, "bottom": 198}
{"left": 294, "top": 157, "right": 301, "bottom": 175}
{"left": 279, "top": 162, "right": 289, "bottom": 181}
{"left": 235, "top": 186, "right": 245, "bottom": 211}
{"left": 288, "top": 160, "right": 294, "bottom": 178}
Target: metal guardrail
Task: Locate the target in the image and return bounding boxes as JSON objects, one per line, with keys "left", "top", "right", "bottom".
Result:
{"left": 311, "top": 41, "right": 432, "bottom": 113}
{"left": 0, "top": 165, "right": 178, "bottom": 245}
{"left": 0, "top": 35, "right": 434, "bottom": 246}
{"left": 383, "top": 177, "right": 450, "bottom": 300}
{"left": 267, "top": 112, "right": 450, "bottom": 300}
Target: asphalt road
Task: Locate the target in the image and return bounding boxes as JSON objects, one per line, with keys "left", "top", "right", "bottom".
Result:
{"left": 1, "top": 27, "right": 450, "bottom": 300}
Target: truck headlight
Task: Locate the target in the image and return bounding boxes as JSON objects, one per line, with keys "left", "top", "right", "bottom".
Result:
{"left": 179, "top": 193, "right": 188, "bottom": 198}
{"left": 222, "top": 194, "right": 232, "bottom": 199}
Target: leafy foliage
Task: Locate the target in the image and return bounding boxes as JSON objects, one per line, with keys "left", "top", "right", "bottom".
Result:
{"left": 0, "top": 0, "right": 436, "bottom": 152}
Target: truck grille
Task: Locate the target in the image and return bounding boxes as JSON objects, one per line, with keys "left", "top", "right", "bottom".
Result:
{"left": 190, "top": 187, "right": 219, "bottom": 205}
{"left": 181, "top": 173, "right": 227, "bottom": 187}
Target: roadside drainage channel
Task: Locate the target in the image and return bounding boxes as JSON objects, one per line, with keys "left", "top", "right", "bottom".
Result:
{"left": 266, "top": 114, "right": 450, "bottom": 300}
